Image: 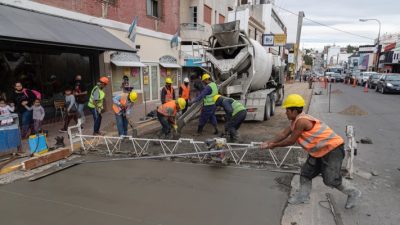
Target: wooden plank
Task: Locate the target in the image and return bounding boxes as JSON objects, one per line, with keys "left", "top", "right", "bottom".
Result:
{"left": 29, "top": 160, "right": 82, "bottom": 181}
{"left": 0, "top": 164, "right": 22, "bottom": 175}
{"left": 22, "top": 148, "right": 72, "bottom": 170}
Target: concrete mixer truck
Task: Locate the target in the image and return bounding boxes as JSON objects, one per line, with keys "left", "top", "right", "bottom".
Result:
{"left": 177, "top": 21, "right": 285, "bottom": 133}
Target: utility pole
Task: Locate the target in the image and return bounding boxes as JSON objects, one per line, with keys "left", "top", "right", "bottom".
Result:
{"left": 294, "top": 11, "right": 305, "bottom": 76}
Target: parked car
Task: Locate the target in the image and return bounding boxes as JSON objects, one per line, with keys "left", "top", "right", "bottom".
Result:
{"left": 367, "top": 74, "right": 382, "bottom": 89}
{"left": 357, "top": 72, "right": 377, "bottom": 86}
{"left": 329, "top": 73, "right": 344, "bottom": 82}
{"left": 376, "top": 73, "right": 400, "bottom": 94}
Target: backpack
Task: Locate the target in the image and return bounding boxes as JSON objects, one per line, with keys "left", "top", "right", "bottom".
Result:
{"left": 23, "top": 88, "right": 42, "bottom": 100}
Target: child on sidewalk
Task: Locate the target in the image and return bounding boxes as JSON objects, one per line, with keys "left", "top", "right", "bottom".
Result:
{"left": 24, "top": 99, "right": 45, "bottom": 132}
{"left": 59, "top": 88, "right": 78, "bottom": 132}
{"left": 0, "top": 99, "right": 15, "bottom": 126}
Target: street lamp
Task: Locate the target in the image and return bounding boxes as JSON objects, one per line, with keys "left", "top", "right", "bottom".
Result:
{"left": 359, "top": 18, "right": 381, "bottom": 72}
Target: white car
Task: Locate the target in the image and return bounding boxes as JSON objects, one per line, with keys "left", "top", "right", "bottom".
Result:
{"left": 357, "top": 72, "right": 377, "bottom": 86}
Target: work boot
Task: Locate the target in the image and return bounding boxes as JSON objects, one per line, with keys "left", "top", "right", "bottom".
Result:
{"left": 213, "top": 126, "right": 219, "bottom": 135}
{"left": 195, "top": 126, "right": 203, "bottom": 136}
{"left": 336, "top": 179, "right": 362, "bottom": 209}
{"left": 288, "top": 176, "right": 312, "bottom": 205}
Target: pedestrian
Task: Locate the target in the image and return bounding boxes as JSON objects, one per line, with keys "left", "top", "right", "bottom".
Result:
{"left": 120, "top": 75, "right": 131, "bottom": 93}
{"left": 213, "top": 95, "right": 247, "bottom": 142}
{"left": 260, "top": 94, "right": 361, "bottom": 209}
{"left": 88, "top": 76, "right": 109, "bottom": 135}
{"left": 72, "top": 75, "right": 88, "bottom": 129}
{"left": 188, "top": 73, "right": 219, "bottom": 136}
{"left": 161, "top": 77, "right": 175, "bottom": 104}
{"left": 24, "top": 99, "right": 45, "bottom": 133}
{"left": 10, "top": 82, "right": 36, "bottom": 138}
{"left": 179, "top": 77, "right": 191, "bottom": 114}
{"left": 59, "top": 88, "right": 78, "bottom": 133}
{"left": 0, "top": 99, "right": 15, "bottom": 126}
{"left": 157, "top": 98, "right": 186, "bottom": 139}
{"left": 112, "top": 90, "right": 137, "bottom": 136}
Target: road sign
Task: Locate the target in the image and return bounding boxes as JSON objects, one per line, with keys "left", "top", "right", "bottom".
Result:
{"left": 262, "top": 34, "right": 274, "bottom": 46}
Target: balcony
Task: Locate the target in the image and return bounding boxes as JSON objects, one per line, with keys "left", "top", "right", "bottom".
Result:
{"left": 180, "top": 23, "right": 210, "bottom": 42}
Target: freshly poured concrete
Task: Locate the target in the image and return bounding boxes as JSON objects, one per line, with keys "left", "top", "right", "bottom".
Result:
{"left": 0, "top": 160, "right": 289, "bottom": 225}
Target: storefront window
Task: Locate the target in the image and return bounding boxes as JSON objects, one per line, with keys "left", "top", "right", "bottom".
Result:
{"left": 112, "top": 66, "right": 142, "bottom": 93}
{"left": 159, "top": 67, "right": 178, "bottom": 87}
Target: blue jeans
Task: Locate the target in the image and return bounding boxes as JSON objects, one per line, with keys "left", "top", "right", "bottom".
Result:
{"left": 21, "top": 110, "right": 33, "bottom": 137}
{"left": 77, "top": 103, "right": 85, "bottom": 125}
{"left": 90, "top": 108, "right": 102, "bottom": 134}
{"left": 115, "top": 114, "right": 128, "bottom": 136}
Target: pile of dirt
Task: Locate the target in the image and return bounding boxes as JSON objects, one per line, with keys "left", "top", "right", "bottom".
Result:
{"left": 331, "top": 89, "right": 343, "bottom": 94}
{"left": 339, "top": 105, "right": 368, "bottom": 116}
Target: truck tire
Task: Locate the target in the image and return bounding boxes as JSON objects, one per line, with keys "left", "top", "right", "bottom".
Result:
{"left": 270, "top": 95, "right": 276, "bottom": 116}
{"left": 264, "top": 96, "right": 271, "bottom": 121}
{"left": 276, "top": 87, "right": 284, "bottom": 106}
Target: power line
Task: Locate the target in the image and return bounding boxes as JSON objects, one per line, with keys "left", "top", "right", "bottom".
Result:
{"left": 274, "top": 5, "right": 375, "bottom": 41}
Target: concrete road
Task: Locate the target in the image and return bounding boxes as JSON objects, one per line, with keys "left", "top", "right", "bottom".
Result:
{"left": 0, "top": 160, "right": 289, "bottom": 225}
{"left": 283, "top": 83, "right": 400, "bottom": 225}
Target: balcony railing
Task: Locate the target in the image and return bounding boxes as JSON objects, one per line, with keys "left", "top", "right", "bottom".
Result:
{"left": 180, "top": 23, "right": 205, "bottom": 31}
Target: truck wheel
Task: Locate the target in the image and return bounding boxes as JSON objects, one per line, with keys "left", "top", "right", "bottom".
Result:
{"left": 270, "top": 95, "right": 276, "bottom": 116}
{"left": 264, "top": 96, "right": 271, "bottom": 121}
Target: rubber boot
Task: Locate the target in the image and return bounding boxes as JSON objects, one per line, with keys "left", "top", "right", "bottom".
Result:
{"left": 288, "top": 176, "right": 312, "bottom": 205}
{"left": 336, "top": 179, "right": 361, "bottom": 209}
{"left": 213, "top": 126, "right": 219, "bottom": 135}
{"left": 194, "top": 126, "right": 203, "bottom": 136}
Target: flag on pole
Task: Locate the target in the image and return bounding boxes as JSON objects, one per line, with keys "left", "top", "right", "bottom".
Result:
{"left": 128, "top": 16, "right": 138, "bottom": 42}
{"left": 170, "top": 28, "right": 180, "bottom": 49}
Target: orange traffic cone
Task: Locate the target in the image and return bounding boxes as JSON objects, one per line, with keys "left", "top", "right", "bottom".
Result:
{"left": 364, "top": 82, "right": 368, "bottom": 92}
{"left": 352, "top": 79, "right": 356, "bottom": 87}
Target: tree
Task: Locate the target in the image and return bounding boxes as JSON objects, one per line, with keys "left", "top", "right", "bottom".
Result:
{"left": 346, "top": 45, "right": 358, "bottom": 53}
{"left": 303, "top": 54, "right": 313, "bottom": 66}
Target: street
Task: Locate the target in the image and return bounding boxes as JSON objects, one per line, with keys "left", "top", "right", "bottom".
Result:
{"left": 283, "top": 82, "right": 400, "bottom": 225}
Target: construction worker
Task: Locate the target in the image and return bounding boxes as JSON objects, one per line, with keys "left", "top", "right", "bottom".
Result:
{"left": 157, "top": 98, "right": 186, "bottom": 138}
{"left": 179, "top": 77, "right": 190, "bottom": 114}
{"left": 189, "top": 73, "right": 219, "bottom": 136}
{"left": 260, "top": 94, "right": 361, "bottom": 209}
{"left": 112, "top": 90, "right": 138, "bottom": 136}
{"left": 213, "top": 95, "right": 247, "bottom": 142}
{"left": 161, "top": 77, "right": 175, "bottom": 104}
{"left": 88, "top": 76, "right": 109, "bottom": 135}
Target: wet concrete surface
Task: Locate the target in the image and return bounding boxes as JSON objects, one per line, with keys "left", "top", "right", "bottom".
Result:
{"left": 0, "top": 160, "right": 289, "bottom": 225}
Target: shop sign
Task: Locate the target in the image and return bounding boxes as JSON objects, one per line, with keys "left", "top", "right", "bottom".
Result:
{"left": 143, "top": 75, "right": 149, "bottom": 85}
{"left": 123, "top": 68, "right": 130, "bottom": 76}
{"left": 262, "top": 34, "right": 274, "bottom": 46}
{"left": 274, "top": 34, "right": 287, "bottom": 46}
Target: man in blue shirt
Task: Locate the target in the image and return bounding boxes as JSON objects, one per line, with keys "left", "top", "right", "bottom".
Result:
{"left": 189, "top": 74, "right": 219, "bottom": 136}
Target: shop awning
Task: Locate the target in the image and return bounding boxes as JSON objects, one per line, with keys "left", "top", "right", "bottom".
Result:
{"left": 111, "top": 52, "right": 146, "bottom": 67}
{"left": 0, "top": 4, "right": 135, "bottom": 52}
{"left": 160, "top": 63, "right": 182, "bottom": 68}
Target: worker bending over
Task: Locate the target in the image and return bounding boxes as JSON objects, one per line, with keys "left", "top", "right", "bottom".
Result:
{"left": 189, "top": 74, "right": 219, "bottom": 136}
{"left": 161, "top": 77, "right": 175, "bottom": 104}
{"left": 213, "top": 95, "right": 247, "bottom": 142}
{"left": 157, "top": 98, "right": 186, "bottom": 138}
{"left": 261, "top": 94, "right": 361, "bottom": 209}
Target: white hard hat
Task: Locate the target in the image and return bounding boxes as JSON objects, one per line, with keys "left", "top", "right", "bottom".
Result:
{"left": 183, "top": 77, "right": 190, "bottom": 83}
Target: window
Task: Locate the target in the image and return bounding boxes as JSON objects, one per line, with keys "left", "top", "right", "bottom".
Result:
{"left": 219, "top": 14, "right": 225, "bottom": 24}
{"left": 147, "top": 0, "right": 161, "bottom": 18}
{"left": 190, "top": 6, "right": 197, "bottom": 26}
{"left": 204, "top": 4, "right": 212, "bottom": 24}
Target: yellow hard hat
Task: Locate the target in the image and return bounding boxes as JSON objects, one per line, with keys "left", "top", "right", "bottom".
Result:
{"left": 129, "top": 91, "right": 138, "bottom": 102}
{"left": 202, "top": 73, "right": 211, "bottom": 81}
{"left": 165, "top": 77, "right": 173, "bottom": 84}
{"left": 177, "top": 98, "right": 186, "bottom": 110}
{"left": 213, "top": 94, "right": 221, "bottom": 103}
{"left": 282, "top": 94, "right": 305, "bottom": 108}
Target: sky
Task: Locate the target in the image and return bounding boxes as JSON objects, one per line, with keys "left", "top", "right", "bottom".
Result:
{"left": 275, "top": 0, "right": 400, "bottom": 50}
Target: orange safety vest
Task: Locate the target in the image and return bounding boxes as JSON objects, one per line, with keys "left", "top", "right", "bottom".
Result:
{"left": 180, "top": 84, "right": 190, "bottom": 100}
{"left": 112, "top": 94, "right": 128, "bottom": 114}
{"left": 164, "top": 86, "right": 174, "bottom": 102}
{"left": 157, "top": 100, "right": 177, "bottom": 117}
{"left": 291, "top": 113, "right": 344, "bottom": 158}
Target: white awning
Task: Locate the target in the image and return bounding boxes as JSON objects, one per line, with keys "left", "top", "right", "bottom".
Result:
{"left": 160, "top": 63, "right": 181, "bottom": 68}
{"left": 110, "top": 52, "right": 146, "bottom": 67}
{"left": 111, "top": 60, "right": 146, "bottom": 67}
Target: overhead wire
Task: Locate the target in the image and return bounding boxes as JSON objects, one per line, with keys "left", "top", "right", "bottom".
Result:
{"left": 274, "top": 4, "right": 375, "bottom": 41}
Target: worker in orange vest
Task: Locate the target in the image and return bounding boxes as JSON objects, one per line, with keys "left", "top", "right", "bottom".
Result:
{"left": 161, "top": 77, "right": 175, "bottom": 104}
{"left": 179, "top": 77, "right": 190, "bottom": 113}
{"left": 157, "top": 98, "right": 186, "bottom": 138}
{"left": 112, "top": 90, "right": 138, "bottom": 136}
{"left": 261, "top": 94, "right": 361, "bottom": 209}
